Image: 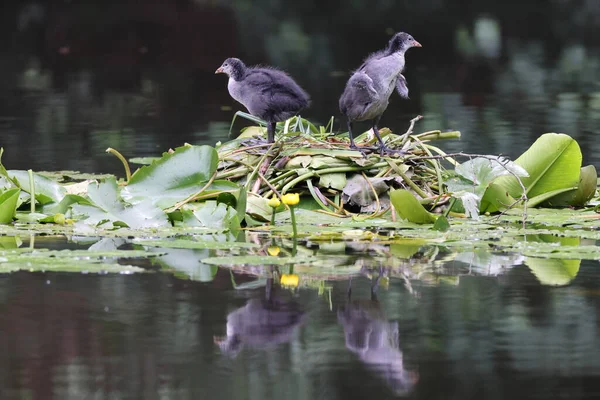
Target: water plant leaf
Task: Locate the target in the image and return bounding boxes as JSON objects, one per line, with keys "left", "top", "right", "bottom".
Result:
{"left": 134, "top": 237, "right": 257, "bottom": 249}
{"left": 8, "top": 170, "right": 66, "bottom": 204}
{"left": 343, "top": 174, "right": 392, "bottom": 207}
{"left": 480, "top": 182, "right": 515, "bottom": 213}
{"left": 319, "top": 172, "right": 347, "bottom": 190}
{"left": 15, "top": 212, "right": 50, "bottom": 223}
{"left": 433, "top": 215, "right": 450, "bottom": 232}
{"left": 188, "top": 201, "right": 240, "bottom": 232}
{"left": 236, "top": 185, "right": 247, "bottom": 223}
{"left": 246, "top": 195, "right": 272, "bottom": 222}
{"left": 541, "top": 165, "right": 598, "bottom": 207}
{"left": 493, "top": 133, "right": 582, "bottom": 201}
{"left": 121, "top": 145, "right": 219, "bottom": 209}
{"left": 80, "top": 177, "right": 168, "bottom": 228}
{"left": 455, "top": 156, "right": 528, "bottom": 187}
{"left": 527, "top": 187, "right": 578, "bottom": 208}
{"left": 390, "top": 189, "right": 436, "bottom": 224}
{"left": 43, "top": 194, "right": 93, "bottom": 215}
{"left": 129, "top": 157, "right": 160, "bottom": 165}
{"left": 449, "top": 157, "right": 528, "bottom": 215}
{"left": 0, "top": 188, "right": 21, "bottom": 224}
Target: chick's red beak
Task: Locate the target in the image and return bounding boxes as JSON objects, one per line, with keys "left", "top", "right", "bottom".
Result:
{"left": 215, "top": 67, "right": 224, "bottom": 74}
{"left": 413, "top": 41, "right": 422, "bottom": 48}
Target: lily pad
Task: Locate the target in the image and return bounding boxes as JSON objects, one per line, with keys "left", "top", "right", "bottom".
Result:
{"left": 75, "top": 177, "right": 169, "bottom": 229}
{"left": 122, "top": 145, "right": 219, "bottom": 209}
{"left": 8, "top": 170, "right": 66, "bottom": 204}
{"left": 493, "top": 133, "right": 582, "bottom": 206}
{"left": 0, "top": 188, "right": 21, "bottom": 224}
{"left": 135, "top": 237, "right": 257, "bottom": 250}
{"left": 390, "top": 189, "right": 436, "bottom": 224}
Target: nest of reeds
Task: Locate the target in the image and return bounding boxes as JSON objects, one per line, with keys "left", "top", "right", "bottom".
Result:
{"left": 215, "top": 113, "right": 461, "bottom": 217}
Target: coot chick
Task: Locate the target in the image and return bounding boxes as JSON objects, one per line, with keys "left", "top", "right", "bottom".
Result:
{"left": 339, "top": 32, "right": 421, "bottom": 154}
{"left": 216, "top": 58, "right": 310, "bottom": 143}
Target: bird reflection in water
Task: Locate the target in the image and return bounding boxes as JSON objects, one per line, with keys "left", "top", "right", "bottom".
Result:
{"left": 214, "top": 274, "right": 305, "bottom": 357}
{"left": 337, "top": 267, "right": 419, "bottom": 395}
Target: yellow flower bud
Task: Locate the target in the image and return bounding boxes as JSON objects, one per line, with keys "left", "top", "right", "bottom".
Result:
{"left": 267, "top": 196, "right": 281, "bottom": 208}
{"left": 53, "top": 213, "right": 66, "bottom": 225}
{"left": 267, "top": 246, "right": 280, "bottom": 256}
{"left": 280, "top": 273, "right": 299, "bottom": 288}
{"left": 281, "top": 193, "right": 300, "bottom": 206}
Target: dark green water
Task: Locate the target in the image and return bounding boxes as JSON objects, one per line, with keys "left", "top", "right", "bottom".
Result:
{"left": 2, "top": 261, "right": 600, "bottom": 399}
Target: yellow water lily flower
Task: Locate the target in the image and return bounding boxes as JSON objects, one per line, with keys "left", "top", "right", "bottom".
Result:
{"left": 280, "top": 273, "right": 299, "bottom": 288}
{"left": 267, "top": 246, "right": 281, "bottom": 256}
{"left": 282, "top": 193, "right": 300, "bottom": 206}
{"left": 267, "top": 196, "right": 281, "bottom": 208}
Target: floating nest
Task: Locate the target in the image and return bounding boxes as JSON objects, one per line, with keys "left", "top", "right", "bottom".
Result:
{"left": 214, "top": 115, "right": 461, "bottom": 217}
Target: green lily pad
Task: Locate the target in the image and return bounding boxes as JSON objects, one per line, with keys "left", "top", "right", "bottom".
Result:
{"left": 494, "top": 133, "right": 582, "bottom": 203}
{"left": 0, "top": 188, "right": 21, "bottom": 224}
{"left": 390, "top": 189, "right": 436, "bottom": 224}
{"left": 8, "top": 170, "right": 66, "bottom": 204}
{"left": 75, "top": 177, "right": 168, "bottom": 228}
{"left": 121, "top": 145, "right": 219, "bottom": 209}
{"left": 135, "top": 237, "right": 257, "bottom": 250}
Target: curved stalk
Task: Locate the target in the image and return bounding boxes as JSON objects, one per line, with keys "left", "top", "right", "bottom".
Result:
{"left": 106, "top": 148, "right": 132, "bottom": 182}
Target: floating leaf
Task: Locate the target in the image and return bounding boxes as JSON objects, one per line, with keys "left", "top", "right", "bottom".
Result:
{"left": 542, "top": 165, "right": 597, "bottom": 207}
{"left": 0, "top": 188, "right": 21, "bottom": 224}
{"left": 134, "top": 237, "right": 257, "bottom": 249}
{"left": 122, "top": 145, "right": 219, "bottom": 209}
{"left": 449, "top": 157, "right": 527, "bottom": 215}
{"left": 390, "top": 189, "right": 436, "bottom": 224}
{"left": 8, "top": 170, "right": 66, "bottom": 204}
{"left": 433, "top": 215, "right": 450, "bottom": 232}
{"left": 494, "top": 133, "right": 582, "bottom": 201}
{"left": 246, "top": 195, "right": 272, "bottom": 222}
{"left": 186, "top": 201, "right": 241, "bottom": 232}
{"left": 319, "top": 172, "right": 347, "bottom": 190}
{"left": 78, "top": 177, "right": 168, "bottom": 228}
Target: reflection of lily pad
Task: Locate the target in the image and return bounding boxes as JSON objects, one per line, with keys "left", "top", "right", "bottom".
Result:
{"left": 135, "top": 238, "right": 257, "bottom": 250}
{"left": 150, "top": 248, "right": 218, "bottom": 282}
{"left": 202, "top": 255, "right": 312, "bottom": 266}
{"left": 526, "top": 257, "right": 580, "bottom": 286}
{"left": 0, "top": 249, "right": 150, "bottom": 274}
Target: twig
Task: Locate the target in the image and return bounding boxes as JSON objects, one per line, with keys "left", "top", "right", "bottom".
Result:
{"left": 386, "top": 160, "right": 428, "bottom": 198}
{"left": 256, "top": 170, "right": 282, "bottom": 198}
{"left": 252, "top": 155, "right": 274, "bottom": 193}
{"left": 399, "top": 115, "right": 424, "bottom": 146}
